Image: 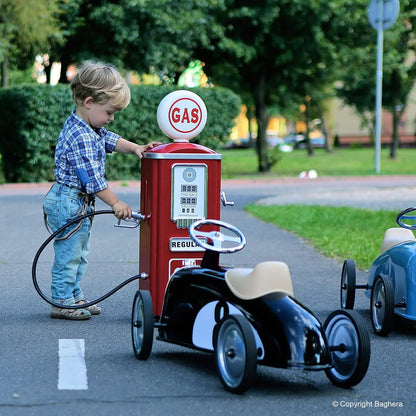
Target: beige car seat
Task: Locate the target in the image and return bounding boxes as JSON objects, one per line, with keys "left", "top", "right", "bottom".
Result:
{"left": 225, "top": 261, "right": 294, "bottom": 300}
{"left": 380, "top": 227, "right": 415, "bottom": 254}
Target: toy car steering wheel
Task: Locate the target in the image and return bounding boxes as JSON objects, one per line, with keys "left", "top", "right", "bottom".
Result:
{"left": 189, "top": 219, "right": 246, "bottom": 253}
{"left": 396, "top": 207, "right": 416, "bottom": 230}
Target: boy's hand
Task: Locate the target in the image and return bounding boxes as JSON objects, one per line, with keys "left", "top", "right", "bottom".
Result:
{"left": 112, "top": 200, "right": 132, "bottom": 219}
{"left": 134, "top": 141, "right": 163, "bottom": 158}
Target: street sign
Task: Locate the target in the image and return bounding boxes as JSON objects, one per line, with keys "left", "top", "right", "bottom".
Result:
{"left": 368, "top": 0, "right": 399, "bottom": 30}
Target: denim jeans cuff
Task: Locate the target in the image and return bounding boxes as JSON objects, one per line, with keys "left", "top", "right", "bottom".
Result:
{"left": 74, "top": 293, "right": 85, "bottom": 303}
{"left": 53, "top": 297, "right": 76, "bottom": 306}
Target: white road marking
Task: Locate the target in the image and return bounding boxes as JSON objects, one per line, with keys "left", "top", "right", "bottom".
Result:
{"left": 58, "top": 339, "right": 88, "bottom": 390}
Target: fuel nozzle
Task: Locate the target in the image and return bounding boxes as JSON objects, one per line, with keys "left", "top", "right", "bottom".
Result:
{"left": 114, "top": 211, "right": 145, "bottom": 228}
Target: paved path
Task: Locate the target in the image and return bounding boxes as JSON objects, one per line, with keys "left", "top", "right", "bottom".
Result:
{"left": 222, "top": 175, "right": 416, "bottom": 210}
{"left": 1, "top": 175, "right": 416, "bottom": 415}
{"left": 2, "top": 174, "right": 416, "bottom": 209}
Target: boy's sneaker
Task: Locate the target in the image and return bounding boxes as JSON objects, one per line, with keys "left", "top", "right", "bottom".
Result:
{"left": 51, "top": 306, "right": 91, "bottom": 320}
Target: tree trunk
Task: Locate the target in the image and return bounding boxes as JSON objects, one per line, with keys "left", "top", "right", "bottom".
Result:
{"left": 304, "top": 98, "right": 314, "bottom": 156}
{"left": 246, "top": 105, "right": 255, "bottom": 148}
{"left": 316, "top": 101, "right": 331, "bottom": 153}
{"left": 253, "top": 73, "right": 270, "bottom": 172}
{"left": 390, "top": 106, "right": 402, "bottom": 159}
{"left": 1, "top": 56, "right": 9, "bottom": 87}
{"left": 44, "top": 62, "right": 52, "bottom": 84}
{"left": 59, "top": 54, "right": 71, "bottom": 84}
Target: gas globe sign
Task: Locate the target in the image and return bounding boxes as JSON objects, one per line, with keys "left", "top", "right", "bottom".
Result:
{"left": 157, "top": 90, "right": 207, "bottom": 141}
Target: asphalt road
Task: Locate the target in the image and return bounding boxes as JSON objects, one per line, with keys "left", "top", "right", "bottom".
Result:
{"left": 1, "top": 176, "right": 416, "bottom": 416}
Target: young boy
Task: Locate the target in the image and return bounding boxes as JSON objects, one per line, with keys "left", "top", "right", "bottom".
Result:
{"left": 43, "top": 61, "right": 160, "bottom": 320}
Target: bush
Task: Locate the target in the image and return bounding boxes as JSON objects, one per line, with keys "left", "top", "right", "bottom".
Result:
{"left": 0, "top": 84, "right": 241, "bottom": 183}
{"left": 0, "top": 85, "right": 73, "bottom": 182}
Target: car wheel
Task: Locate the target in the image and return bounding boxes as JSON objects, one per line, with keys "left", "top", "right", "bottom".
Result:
{"left": 131, "top": 290, "right": 154, "bottom": 359}
{"left": 340, "top": 259, "right": 356, "bottom": 309}
{"left": 324, "top": 309, "right": 370, "bottom": 388}
{"left": 371, "top": 275, "right": 394, "bottom": 336}
{"left": 214, "top": 314, "right": 257, "bottom": 394}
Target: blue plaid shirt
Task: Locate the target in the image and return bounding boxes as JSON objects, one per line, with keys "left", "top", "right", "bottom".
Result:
{"left": 54, "top": 110, "right": 120, "bottom": 194}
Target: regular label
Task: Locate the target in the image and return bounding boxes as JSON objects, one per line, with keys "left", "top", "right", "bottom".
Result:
{"left": 169, "top": 237, "right": 205, "bottom": 252}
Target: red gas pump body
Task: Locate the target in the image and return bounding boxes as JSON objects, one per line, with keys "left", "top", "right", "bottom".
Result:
{"left": 139, "top": 142, "right": 222, "bottom": 315}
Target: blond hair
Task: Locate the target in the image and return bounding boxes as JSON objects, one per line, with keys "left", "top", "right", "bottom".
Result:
{"left": 71, "top": 61, "right": 131, "bottom": 111}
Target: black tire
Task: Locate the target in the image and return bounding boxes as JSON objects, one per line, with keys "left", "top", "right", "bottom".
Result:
{"left": 214, "top": 314, "right": 257, "bottom": 394}
{"left": 340, "top": 259, "right": 356, "bottom": 309}
{"left": 324, "top": 309, "right": 371, "bottom": 388}
{"left": 371, "top": 275, "right": 394, "bottom": 336}
{"left": 131, "top": 290, "right": 154, "bottom": 360}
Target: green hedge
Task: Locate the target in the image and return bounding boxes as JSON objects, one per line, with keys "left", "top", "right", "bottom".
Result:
{"left": 0, "top": 84, "right": 241, "bottom": 183}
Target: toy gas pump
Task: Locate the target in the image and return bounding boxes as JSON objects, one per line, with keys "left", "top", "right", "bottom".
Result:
{"left": 138, "top": 90, "right": 233, "bottom": 315}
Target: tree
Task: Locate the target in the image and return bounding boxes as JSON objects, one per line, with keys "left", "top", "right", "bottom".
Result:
{"left": 0, "top": 0, "right": 62, "bottom": 87}
{"left": 195, "top": 0, "right": 350, "bottom": 171}
{"left": 51, "top": 0, "right": 222, "bottom": 83}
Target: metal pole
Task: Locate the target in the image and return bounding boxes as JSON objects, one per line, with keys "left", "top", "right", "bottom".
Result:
{"left": 374, "top": 0, "right": 384, "bottom": 174}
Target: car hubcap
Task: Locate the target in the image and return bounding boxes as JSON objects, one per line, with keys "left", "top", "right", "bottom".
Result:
{"left": 326, "top": 315, "right": 359, "bottom": 380}
{"left": 217, "top": 321, "right": 246, "bottom": 388}
{"left": 373, "top": 282, "right": 385, "bottom": 330}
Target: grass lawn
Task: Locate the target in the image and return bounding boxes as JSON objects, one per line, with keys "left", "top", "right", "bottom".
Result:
{"left": 221, "top": 146, "right": 416, "bottom": 178}
{"left": 245, "top": 204, "right": 399, "bottom": 270}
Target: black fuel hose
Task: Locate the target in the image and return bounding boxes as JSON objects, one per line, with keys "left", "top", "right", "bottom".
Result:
{"left": 32, "top": 210, "right": 143, "bottom": 310}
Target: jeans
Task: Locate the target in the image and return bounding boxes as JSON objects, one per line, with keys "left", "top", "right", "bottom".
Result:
{"left": 43, "top": 183, "right": 93, "bottom": 305}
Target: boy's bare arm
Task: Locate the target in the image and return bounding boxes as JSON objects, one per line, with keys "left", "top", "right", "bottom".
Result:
{"left": 96, "top": 187, "right": 132, "bottom": 219}
{"left": 115, "top": 138, "right": 161, "bottom": 158}
{"left": 100, "top": 139, "right": 161, "bottom": 219}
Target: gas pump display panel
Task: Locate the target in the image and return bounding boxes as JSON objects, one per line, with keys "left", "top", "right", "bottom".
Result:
{"left": 171, "top": 164, "right": 207, "bottom": 228}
